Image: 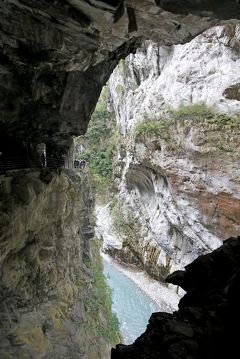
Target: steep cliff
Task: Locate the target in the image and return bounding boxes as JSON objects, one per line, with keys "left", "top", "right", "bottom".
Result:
{"left": 0, "top": 169, "right": 118, "bottom": 358}
{"left": 1, "top": 2, "right": 240, "bottom": 359}
{"left": 106, "top": 25, "right": 240, "bottom": 280}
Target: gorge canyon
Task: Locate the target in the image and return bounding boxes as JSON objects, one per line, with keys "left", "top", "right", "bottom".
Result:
{"left": 102, "top": 24, "right": 240, "bottom": 282}
{"left": 0, "top": 1, "right": 240, "bottom": 358}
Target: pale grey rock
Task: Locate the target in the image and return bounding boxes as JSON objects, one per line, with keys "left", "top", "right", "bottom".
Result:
{"left": 107, "top": 25, "right": 240, "bottom": 282}
{"left": 109, "top": 26, "right": 240, "bottom": 133}
{"left": 95, "top": 204, "right": 123, "bottom": 251}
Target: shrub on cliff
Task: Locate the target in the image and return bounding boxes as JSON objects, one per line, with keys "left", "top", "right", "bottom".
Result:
{"left": 84, "top": 239, "right": 120, "bottom": 344}
{"left": 133, "top": 103, "right": 240, "bottom": 157}
{"left": 74, "top": 86, "right": 119, "bottom": 200}
{"left": 134, "top": 120, "right": 171, "bottom": 142}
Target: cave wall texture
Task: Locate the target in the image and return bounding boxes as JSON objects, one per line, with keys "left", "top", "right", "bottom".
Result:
{"left": 0, "top": 169, "right": 98, "bottom": 358}
{"left": 1, "top": 1, "right": 240, "bottom": 358}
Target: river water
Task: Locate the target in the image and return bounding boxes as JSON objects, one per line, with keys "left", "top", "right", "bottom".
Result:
{"left": 103, "top": 258, "right": 160, "bottom": 344}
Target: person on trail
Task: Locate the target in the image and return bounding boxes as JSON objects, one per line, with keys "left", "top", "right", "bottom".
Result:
{"left": 41, "top": 152, "right": 46, "bottom": 167}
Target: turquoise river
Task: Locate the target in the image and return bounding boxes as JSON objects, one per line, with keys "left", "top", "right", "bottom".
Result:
{"left": 103, "top": 258, "right": 160, "bottom": 344}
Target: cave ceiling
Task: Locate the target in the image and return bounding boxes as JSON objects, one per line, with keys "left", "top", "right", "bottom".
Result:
{"left": 0, "top": 0, "right": 240, "bottom": 153}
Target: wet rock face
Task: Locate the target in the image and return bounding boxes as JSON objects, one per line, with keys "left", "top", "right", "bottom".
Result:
{"left": 0, "top": 0, "right": 240, "bottom": 158}
{"left": 112, "top": 237, "right": 240, "bottom": 359}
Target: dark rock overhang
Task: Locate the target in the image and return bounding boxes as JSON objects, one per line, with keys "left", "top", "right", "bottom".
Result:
{"left": 0, "top": 0, "right": 240, "bottom": 156}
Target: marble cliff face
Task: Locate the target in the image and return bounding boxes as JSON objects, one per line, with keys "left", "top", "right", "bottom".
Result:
{"left": 105, "top": 25, "right": 240, "bottom": 281}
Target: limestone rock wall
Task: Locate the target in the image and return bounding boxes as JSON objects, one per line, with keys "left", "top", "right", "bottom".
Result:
{"left": 106, "top": 26, "right": 240, "bottom": 280}
{"left": 109, "top": 25, "right": 240, "bottom": 131}
{"left": 0, "top": 169, "right": 111, "bottom": 358}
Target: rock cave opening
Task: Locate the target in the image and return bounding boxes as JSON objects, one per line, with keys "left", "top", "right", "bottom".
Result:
{"left": 1, "top": 1, "right": 240, "bottom": 358}
{"left": 74, "top": 28, "right": 240, "bottom": 353}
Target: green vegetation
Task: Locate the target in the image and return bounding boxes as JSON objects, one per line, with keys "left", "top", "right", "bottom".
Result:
{"left": 134, "top": 103, "right": 240, "bottom": 157}
{"left": 118, "top": 58, "right": 126, "bottom": 77}
{"left": 42, "top": 318, "right": 54, "bottom": 334}
{"left": 84, "top": 239, "right": 120, "bottom": 344}
{"left": 81, "top": 87, "right": 113, "bottom": 178}
{"left": 172, "top": 103, "right": 240, "bottom": 155}
{"left": 116, "top": 83, "right": 125, "bottom": 96}
{"left": 110, "top": 200, "right": 145, "bottom": 267}
{"left": 75, "top": 86, "right": 120, "bottom": 200}
{"left": 203, "top": 114, "right": 240, "bottom": 155}
{"left": 134, "top": 120, "right": 171, "bottom": 142}
{"left": 114, "top": 59, "right": 126, "bottom": 97}
{"left": 170, "top": 103, "right": 212, "bottom": 119}
{"left": 110, "top": 200, "right": 141, "bottom": 240}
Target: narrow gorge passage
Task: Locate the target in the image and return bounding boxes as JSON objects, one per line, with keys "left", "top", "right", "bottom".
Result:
{"left": 76, "top": 23, "right": 240, "bottom": 356}
{"left": 1, "top": 1, "right": 240, "bottom": 357}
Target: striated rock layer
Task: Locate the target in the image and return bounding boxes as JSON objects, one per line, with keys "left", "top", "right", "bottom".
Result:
{"left": 0, "top": 169, "right": 113, "bottom": 358}
{"left": 106, "top": 26, "right": 240, "bottom": 281}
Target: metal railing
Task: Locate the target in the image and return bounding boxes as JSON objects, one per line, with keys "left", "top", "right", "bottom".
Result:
{"left": 0, "top": 156, "right": 87, "bottom": 175}
{"left": 0, "top": 156, "right": 67, "bottom": 175}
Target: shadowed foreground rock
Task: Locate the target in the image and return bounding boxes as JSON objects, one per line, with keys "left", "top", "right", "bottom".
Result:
{"left": 0, "top": 169, "right": 113, "bottom": 358}
{"left": 111, "top": 237, "right": 240, "bottom": 359}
